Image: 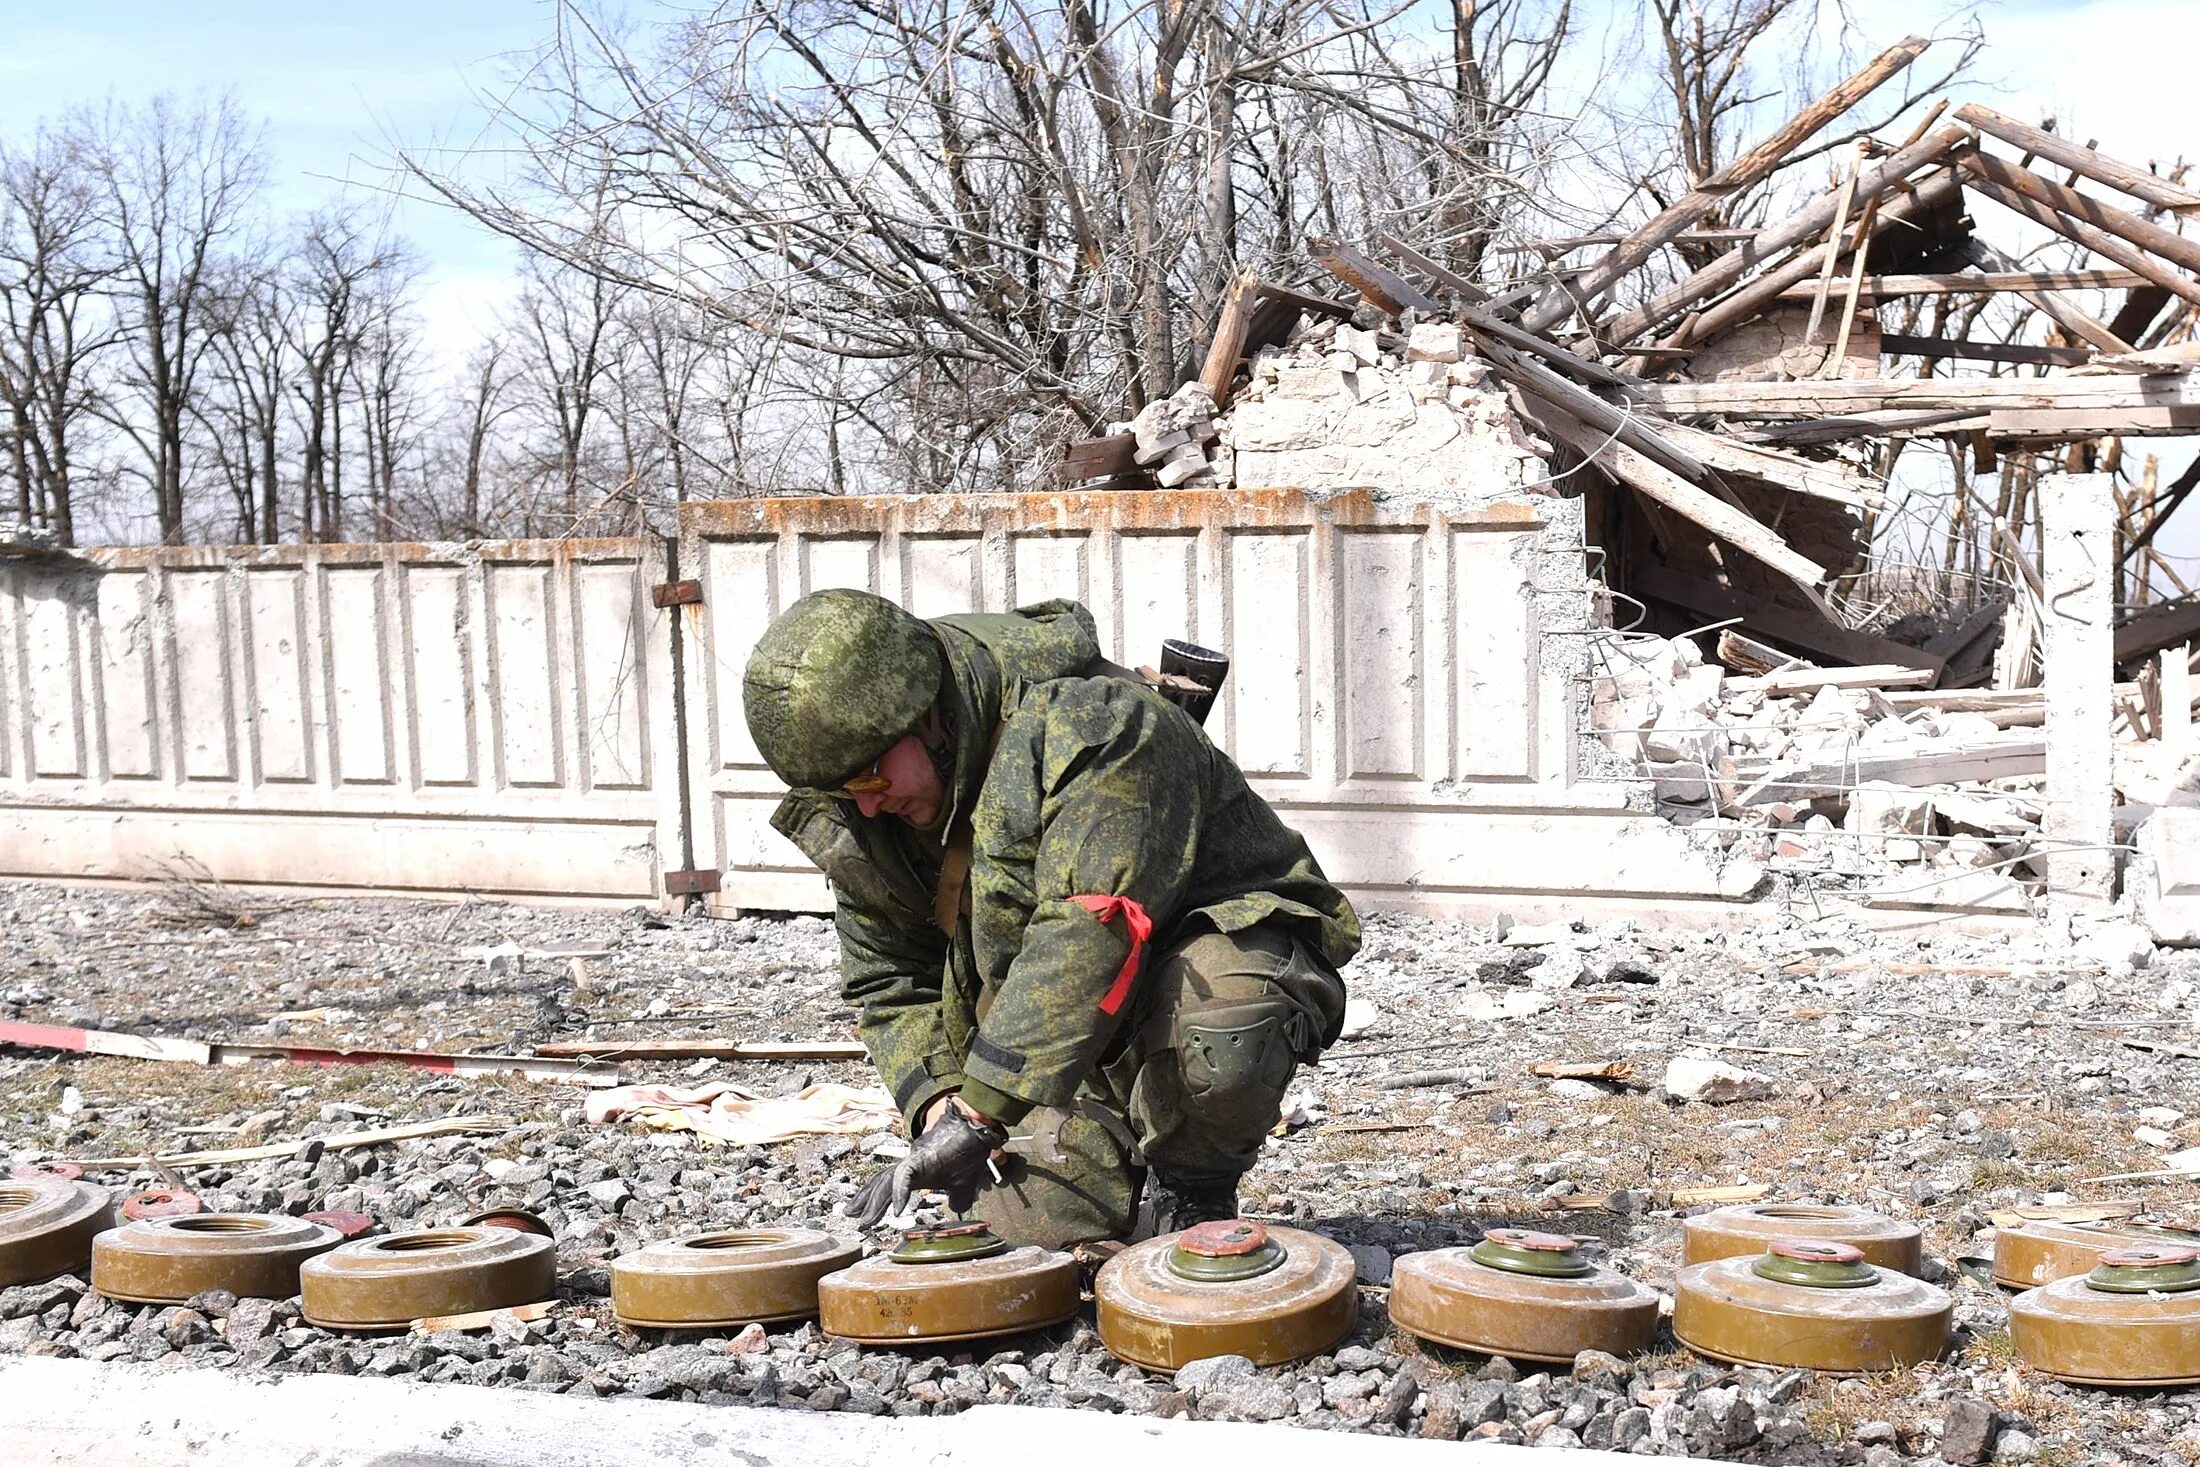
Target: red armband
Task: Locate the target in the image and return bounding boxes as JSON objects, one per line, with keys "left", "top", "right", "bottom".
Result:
{"left": 1066, "top": 894, "right": 1154, "bottom": 1017}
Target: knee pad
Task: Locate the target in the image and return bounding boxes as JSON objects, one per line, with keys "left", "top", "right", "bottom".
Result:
{"left": 1176, "top": 999, "right": 1300, "bottom": 1131}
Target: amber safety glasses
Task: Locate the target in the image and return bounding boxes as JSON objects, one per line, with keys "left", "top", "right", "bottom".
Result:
{"left": 831, "top": 759, "right": 891, "bottom": 800}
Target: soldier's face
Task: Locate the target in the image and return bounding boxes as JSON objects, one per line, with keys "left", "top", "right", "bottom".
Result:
{"left": 852, "top": 734, "right": 945, "bottom": 827}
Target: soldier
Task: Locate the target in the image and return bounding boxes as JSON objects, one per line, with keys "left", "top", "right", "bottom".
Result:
{"left": 743, "top": 588, "right": 1358, "bottom": 1246}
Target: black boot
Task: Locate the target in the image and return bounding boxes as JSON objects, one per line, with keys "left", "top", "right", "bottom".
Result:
{"left": 1131, "top": 1175, "right": 1240, "bottom": 1240}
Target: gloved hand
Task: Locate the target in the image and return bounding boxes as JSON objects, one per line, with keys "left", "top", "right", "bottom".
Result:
{"left": 848, "top": 1104, "right": 1009, "bottom": 1229}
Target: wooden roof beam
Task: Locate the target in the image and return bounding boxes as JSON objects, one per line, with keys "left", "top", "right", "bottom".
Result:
{"left": 1957, "top": 152, "right": 2200, "bottom": 309}
{"left": 1955, "top": 104, "right": 2200, "bottom": 214}
{"left": 1525, "top": 36, "right": 1933, "bottom": 335}
{"left": 1601, "top": 124, "right": 1969, "bottom": 349}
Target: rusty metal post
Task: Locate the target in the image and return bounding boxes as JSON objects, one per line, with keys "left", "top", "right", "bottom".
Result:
{"left": 2042, "top": 472, "right": 2118, "bottom": 910}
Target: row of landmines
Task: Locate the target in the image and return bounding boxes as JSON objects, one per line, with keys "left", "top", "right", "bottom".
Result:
{"left": 3, "top": 1171, "right": 2192, "bottom": 1388}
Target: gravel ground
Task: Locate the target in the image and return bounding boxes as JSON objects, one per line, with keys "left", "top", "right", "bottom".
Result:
{"left": 4, "top": 879, "right": 2200, "bottom": 1463}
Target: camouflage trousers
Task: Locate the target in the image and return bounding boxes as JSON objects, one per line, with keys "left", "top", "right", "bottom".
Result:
{"left": 969, "top": 921, "right": 1345, "bottom": 1248}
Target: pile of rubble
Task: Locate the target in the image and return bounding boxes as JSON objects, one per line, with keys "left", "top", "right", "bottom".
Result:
{"left": 1592, "top": 630, "right": 2049, "bottom": 900}
{"left": 1117, "top": 316, "right": 1548, "bottom": 510}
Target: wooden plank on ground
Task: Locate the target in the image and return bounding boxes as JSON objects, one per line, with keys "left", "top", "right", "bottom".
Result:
{"left": 533, "top": 1038, "right": 869, "bottom": 1061}
{"left": 1633, "top": 566, "right": 1943, "bottom": 673}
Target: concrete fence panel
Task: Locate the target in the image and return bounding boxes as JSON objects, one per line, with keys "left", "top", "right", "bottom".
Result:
{"left": 2, "top": 491, "right": 1749, "bottom": 919}
{"left": 679, "top": 488, "right": 1742, "bottom": 919}
{"left": 0, "top": 538, "right": 681, "bottom": 904}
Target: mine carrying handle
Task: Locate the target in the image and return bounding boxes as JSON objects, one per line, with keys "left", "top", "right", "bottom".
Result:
{"left": 1150, "top": 638, "right": 1229, "bottom": 726}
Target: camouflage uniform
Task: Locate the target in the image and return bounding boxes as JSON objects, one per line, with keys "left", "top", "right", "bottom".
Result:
{"left": 760, "top": 596, "right": 1359, "bottom": 1245}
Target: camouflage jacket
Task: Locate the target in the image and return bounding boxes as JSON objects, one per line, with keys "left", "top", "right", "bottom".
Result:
{"left": 772, "top": 600, "right": 1360, "bottom": 1126}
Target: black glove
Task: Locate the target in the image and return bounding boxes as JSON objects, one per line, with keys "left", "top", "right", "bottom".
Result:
{"left": 848, "top": 1106, "right": 1009, "bottom": 1229}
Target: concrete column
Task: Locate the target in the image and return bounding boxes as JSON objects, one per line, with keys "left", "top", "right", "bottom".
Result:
{"left": 2041, "top": 471, "right": 2117, "bottom": 910}
{"left": 2161, "top": 644, "right": 2193, "bottom": 755}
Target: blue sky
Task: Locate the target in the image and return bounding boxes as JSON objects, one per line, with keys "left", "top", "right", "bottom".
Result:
{"left": 0, "top": 0, "right": 553, "bottom": 356}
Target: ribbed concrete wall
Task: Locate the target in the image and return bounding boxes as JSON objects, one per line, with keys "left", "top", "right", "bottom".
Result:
{"left": 0, "top": 538, "right": 682, "bottom": 904}
{"left": 0, "top": 489, "right": 1748, "bottom": 916}
{"left": 678, "top": 488, "right": 1745, "bottom": 917}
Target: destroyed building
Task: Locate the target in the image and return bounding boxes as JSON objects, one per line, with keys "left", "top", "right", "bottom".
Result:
{"left": 1039, "top": 38, "right": 2200, "bottom": 936}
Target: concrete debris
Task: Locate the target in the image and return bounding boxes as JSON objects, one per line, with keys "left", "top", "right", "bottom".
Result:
{"left": 1594, "top": 631, "right": 2050, "bottom": 897}
{"left": 2162, "top": 1147, "right": 2200, "bottom": 1176}
{"left": 1458, "top": 987, "right": 1557, "bottom": 1022}
{"left": 1124, "top": 383, "right": 1221, "bottom": 481}
{"left": 0, "top": 519, "right": 64, "bottom": 557}
{"left": 1499, "top": 922, "right": 1582, "bottom": 948}
{"left": 1662, "top": 1050, "right": 1775, "bottom": 1105}
{"left": 1336, "top": 998, "right": 1380, "bottom": 1040}
{"left": 1220, "top": 316, "right": 1543, "bottom": 510}
{"left": 2133, "top": 808, "right": 2200, "bottom": 946}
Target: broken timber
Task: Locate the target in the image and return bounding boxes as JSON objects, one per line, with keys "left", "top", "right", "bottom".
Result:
{"left": 1632, "top": 567, "right": 1943, "bottom": 675}
{"left": 1634, "top": 372, "right": 2200, "bottom": 417}
{"left": 1771, "top": 269, "right": 2152, "bottom": 300}
{"left": 1600, "top": 124, "right": 1970, "bottom": 348}
{"left": 1524, "top": 35, "right": 1932, "bottom": 335}
{"left": 0, "top": 1019, "right": 618, "bottom": 1085}
{"left": 1733, "top": 737, "right": 2047, "bottom": 801}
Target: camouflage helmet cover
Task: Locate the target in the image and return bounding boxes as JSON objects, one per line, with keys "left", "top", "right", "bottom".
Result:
{"left": 742, "top": 588, "right": 943, "bottom": 789}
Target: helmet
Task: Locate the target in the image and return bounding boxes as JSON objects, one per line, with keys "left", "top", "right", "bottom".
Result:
{"left": 742, "top": 588, "right": 943, "bottom": 789}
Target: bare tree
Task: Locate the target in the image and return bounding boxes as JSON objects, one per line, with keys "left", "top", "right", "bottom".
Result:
{"left": 453, "top": 340, "right": 515, "bottom": 536}
{"left": 84, "top": 94, "right": 267, "bottom": 544}
{"left": 198, "top": 253, "right": 291, "bottom": 542}
{"left": 400, "top": 0, "right": 1578, "bottom": 489}
{"left": 285, "top": 206, "right": 406, "bottom": 541}
{"left": 509, "top": 252, "right": 622, "bottom": 530}
{"left": 624, "top": 295, "right": 709, "bottom": 510}
{"left": 354, "top": 265, "right": 424, "bottom": 539}
{"left": 0, "top": 123, "right": 116, "bottom": 545}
